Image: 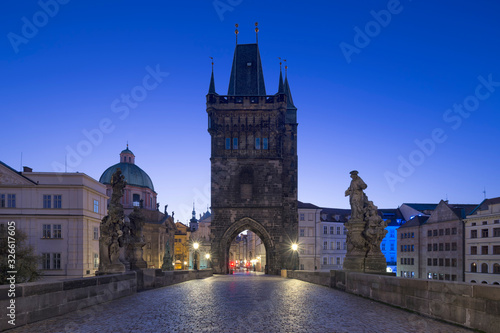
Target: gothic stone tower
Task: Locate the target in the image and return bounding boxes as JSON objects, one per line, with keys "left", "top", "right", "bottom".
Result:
{"left": 207, "top": 41, "right": 298, "bottom": 274}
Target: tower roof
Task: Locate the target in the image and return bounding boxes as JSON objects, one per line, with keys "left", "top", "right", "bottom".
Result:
{"left": 284, "top": 75, "right": 296, "bottom": 110}
{"left": 208, "top": 66, "right": 217, "bottom": 95}
{"left": 228, "top": 44, "right": 266, "bottom": 96}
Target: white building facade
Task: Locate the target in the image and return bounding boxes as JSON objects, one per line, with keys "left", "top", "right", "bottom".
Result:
{"left": 464, "top": 198, "right": 500, "bottom": 285}
{"left": 0, "top": 162, "right": 107, "bottom": 279}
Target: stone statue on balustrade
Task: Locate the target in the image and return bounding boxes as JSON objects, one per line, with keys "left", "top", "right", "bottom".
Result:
{"left": 126, "top": 206, "right": 148, "bottom": 270}
{"left": 98, "top": 168, "right": 127, "bottom": 274}
{"left": 343, "top": 170, "right": 388, "bottom": 273}
{"left": 161, "top": 240, "right": 174, "bottom": 271}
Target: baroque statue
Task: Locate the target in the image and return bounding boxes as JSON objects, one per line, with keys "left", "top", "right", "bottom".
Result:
{"left": 98, "top": 168, "right": 127, "bottom": 274}
{"left": 343, "top": 170, "right": 388, "bottom": 273}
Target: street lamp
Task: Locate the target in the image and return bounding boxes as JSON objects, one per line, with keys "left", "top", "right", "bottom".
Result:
{"left": 291, "top": 243, "right": 298, "bottom": 270}
{"left": 193, "top": 242, "right": 199, "bottom": 270}
{"left": 205, "top": 253, "right": 211, "bottom": 269}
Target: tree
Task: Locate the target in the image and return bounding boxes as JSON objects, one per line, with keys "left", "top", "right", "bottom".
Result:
{"left": 0, "top": 225, "right": 42, "bottom": 284}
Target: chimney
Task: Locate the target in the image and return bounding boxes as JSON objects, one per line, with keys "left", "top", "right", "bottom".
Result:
{"left": 23, "top": 166, "right": 33, "bottom": 172}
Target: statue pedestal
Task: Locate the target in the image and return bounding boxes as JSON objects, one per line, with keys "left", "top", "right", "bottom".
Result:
{"left": 364, "top": 252, "right": 387, "bottom": 273}
{"left": 128, "top": 242, "right": 147, "bottom": 270}
{"left": 96, "top": 262, "right": 126, "bottom": 275}
{"left": 343, "top": 219, "right": 367, "bottom": 272}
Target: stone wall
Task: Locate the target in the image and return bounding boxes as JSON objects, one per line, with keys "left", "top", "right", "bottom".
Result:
{"left": 0, "top": 272, "right": 137, "bottom": 331}
{"left": 1, "top": 269, "right": 213, "bottom": 331}
{"left": 284, "top": 270, "right": 500, "bottom": 333}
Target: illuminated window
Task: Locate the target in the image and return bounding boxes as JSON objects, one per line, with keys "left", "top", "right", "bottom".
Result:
{"left": 263, "top": 138, "right": 268, "bottom": 150}
{"left": 225, "top": 138, "right": 231, "bottom": 149}
{"left": 255, "top": 138, "right": 260, "bottom": 149}
{"left": 233, "top": 138, "right": 238, "bottom": 150}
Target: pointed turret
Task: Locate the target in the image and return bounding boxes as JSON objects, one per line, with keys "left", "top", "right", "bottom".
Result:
{"left": 228, "top": 44, "right": 266, "bottom": 96}
{"left": 208, "top": 57, "right": 217, "bottom": 95}
{"left": 208, "top": 68, "right": 217, "bottom": 95}
{"left": 284, "top": 76, "right": 296, "bottom": 110}
{"left": 277, "top": 63, "right": 284, "bottom": 95}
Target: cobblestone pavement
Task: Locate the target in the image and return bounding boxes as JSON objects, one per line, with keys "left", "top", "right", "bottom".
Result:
{"left": 9, "top": 272, "right": 475, "bottom": 333}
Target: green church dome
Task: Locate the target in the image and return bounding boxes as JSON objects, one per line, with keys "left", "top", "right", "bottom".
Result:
{"left": 99, "top": 162, "right": 155, "bottom": 191}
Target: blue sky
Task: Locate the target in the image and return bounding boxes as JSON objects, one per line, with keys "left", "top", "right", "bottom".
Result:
{"left": 2, "top": 1, "right": 500, "bottom": 223}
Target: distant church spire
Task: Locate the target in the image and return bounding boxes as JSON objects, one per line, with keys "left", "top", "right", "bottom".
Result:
{"left": 192, "top": 202, "right": 196, "bottom": 219}
{"left": 283, "top": 61, "right": 296, "bottom": 110}
{"left": 208, "top": 57, "right": 217, "bottom": 95}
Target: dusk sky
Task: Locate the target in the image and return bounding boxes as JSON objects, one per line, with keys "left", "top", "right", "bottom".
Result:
{"left": 3, "top": 1, "right": 500, "bottom": 223}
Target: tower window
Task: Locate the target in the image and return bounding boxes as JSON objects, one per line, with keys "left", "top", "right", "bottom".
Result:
{"left": 263, "top": 138, "right": 268, "bottom": 150}
{"left": 225, "top": 138, "right": 231, "bottom": 150}
{"left": 255, "top": 138, "right": 260, "bottom": 150}
{"left": 133, "top": 194, "right": 140, "bottom": 207}
{"left": 233, "top": 138, "right": 238, "bottom": 150}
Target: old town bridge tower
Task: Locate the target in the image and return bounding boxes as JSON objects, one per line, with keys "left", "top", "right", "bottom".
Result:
{"left": 207, "top": 36, "right": 298, "bottom": 274}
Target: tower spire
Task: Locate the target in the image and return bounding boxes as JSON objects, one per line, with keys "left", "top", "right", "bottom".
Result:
{"left": 278, "top": 58, "right": 284, "bottom": 94}
{"left": 235, "top": 23, "right": 239, "bottom": 45}
{"left": 208, "top": 57, "right": 216, "bottom": 94}
{"left": 255, "top": 22, "right": 259, "bottom": 44}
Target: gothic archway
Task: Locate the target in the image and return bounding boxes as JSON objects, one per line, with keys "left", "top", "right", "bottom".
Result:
{"left": 218, "top": 217, "right": 274, "bottom": 274}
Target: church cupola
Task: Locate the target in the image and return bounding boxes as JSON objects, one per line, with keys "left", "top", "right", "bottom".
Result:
{"left": 120, "top": 144, "right": 135, "bottom": 164}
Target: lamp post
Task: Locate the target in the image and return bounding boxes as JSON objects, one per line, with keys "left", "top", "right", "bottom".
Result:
{"left": 205, "top": 253, "right": 211, "bottom": 269}
{"left": 291, "top": 243, "right": 298, "bottom": 270}
{"left": 193, "top": 242, "right": 199, "bottom": 270}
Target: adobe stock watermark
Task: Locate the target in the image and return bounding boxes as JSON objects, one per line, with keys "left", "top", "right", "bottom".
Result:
{"left": 7, "top": 0, "right": 70, "bottom": 54}
{"left": 385, "top": 74, "right": 499, "bottom": 191}
{"left": 339, "top": 0, "right": 410, "bottom": 64}
{"left": 213, "top": 0, "right": 243, "bottom": 21}
{"left": 51, "top": 65, "right": 169, "bottom": 178}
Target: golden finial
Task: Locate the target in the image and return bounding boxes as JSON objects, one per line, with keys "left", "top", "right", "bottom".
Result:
{"left": 255, "top": 22, "right": 259, "bottom": 43}
{"left": 210, "top": 57, "right": 214, "bottom": 70}
{"left": 278, "top": 57, "right": 282, "bottom": 69}
{"left": 284, "top": 59, "right": 288, "bottom": 76}
{"left": 235, "top": 23, "right": 239, "bottom": 44}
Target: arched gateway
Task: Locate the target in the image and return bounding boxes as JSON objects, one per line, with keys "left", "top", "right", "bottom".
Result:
{"left": 206, "top": 35, "right": 299, "bottom": 275}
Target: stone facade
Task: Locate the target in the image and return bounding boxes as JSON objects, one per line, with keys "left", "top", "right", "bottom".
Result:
{"left": 207, "top": 42, "right": 298, "bottom": 274}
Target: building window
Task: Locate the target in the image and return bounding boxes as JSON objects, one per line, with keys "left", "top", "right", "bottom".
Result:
{"left": 433, "top": 243, "right": 438, "bottom": 251}
{"left": 493, "top": 228, "right": 500, "bottom": 237}
{"left": 94, "top": 227, "right": 99, "bottom": 240}
{"left": 323, "top": 226, "right": 327, "bottom": 235}
{"left": 495, "top": 220, "right": 500, "bottom": 224}
{"left": 452, "top": 259, "right": 457, "bottom": 267}
{"left": 225, "top": 138, "right": 231, "bottom": 149}
{"left": 427, "top": 230, "right": 432, "bottom": 237}
{"left": 433, "top": 258, "right": 438, "bottom": 266}
{"left": 411, "top": 245, "right": 414, "bottom": 252}
{"left": 263, "top": 138, "right": 268, "bottom": 150}
{"left": 53, "top": 253, "right": 61, "bottom": 270}
{"left": 53, "top": 195, "right": 62, "bottom": 208}
{"left": 7, "top": 194, "right": 16, "bottom": 208}
{"left": 439, "top": 243, "right": 444, "bottom": 251}
{"left": 336, "top": 257, "right": 341, "bottom": 265}
{"left": 330, "top": 226, "right": 334, "bottom": 235}
{"left": 494, "top": 264, "right": 500, "bottom": 274}
{"left": 323, "top": 257, "right": 327, "bottom": 265}
{"left": 451, "top": 228, "right": 457, "bottom": 235}
{"left": 482, "top": 229, "right": 489, "bottom": 238}
{"left": 43, "top": 195, "right": 51, "bottom": 208}
{"left": 427, "top": 258, "right": 432, "bottom": 266}
{"left": 433, "top": 230, "right": 438, "bottom": 236}
{"left": 445, "top": 228, "right": 450, "bottom": 235}
{"left": 299, "top": 213, "right": 305, "bottom": 221}
{"left": 439, "top": 258, "right": 444, "bottom": 266}
{"left": 439, "top": 229, "right": 444, "bottom": 236}
{"left": 482, "top": 221, "right": 488, "bottom": 225}
{"left": 471, "top": 230, "right": 477, "bottom": 238}
{"left": 42, "top": 253, "right": 50, "bottom": 269}
{"left": 482, "top": 246, "right": 488, "bottom": 255}
{"left": 481, "top": 263, "right": 488, "bottom": 273}
{"left": 343, "top": 227, "right": 347, "bottom": 235}
{"left": 255, "top": 138, "right": 260, "bottom": 150}
{"left": 233, "top": 138, "right": 238, "bottom": 150}
{"left": 336, "top": 242, "right": 341, "bottom": 250}
{"left": 93, "top": 200, "right": 99, "bottom": 213}
{"left": 471, "top": 246, "right": 477, "bottom": 255}
{"left": 381, "top": 243, "right": 386, "bottom": 251}
{"left": 445, "top": 258, "right": 450, "bottom": 267}
{"left": 42, "top": 224, "right": 51, "bottom": 239}
{"left": 445, "top": 243, "right": 450, "bottom": 251}
{"left": 471, "top": 263, "right": 477, "bottom": 272}
{"left": 93, "top": 253, "right": 99, "bottom": 269}
{"left": 494, "top": 246, "right": 500, "bottom": 255}
{"left": 389, "top": 243, "right": 394, "bottom": 251}
{"left": 343, "top": 242, "right": 347, "bottom": 250}
{"left": 323, "top": 241, "right": 327, "bottom": 250}
{"left": 451, "top": 242, "right": 457, "bottom": 251}
{"left": 299, "top": 229, "right": 305, "bottom": 237}
{"left": 133, "top": 194, "right": 140, "bottom": 207}
{"left": 53, "top": 225, "right": 62, "bottom": 239}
